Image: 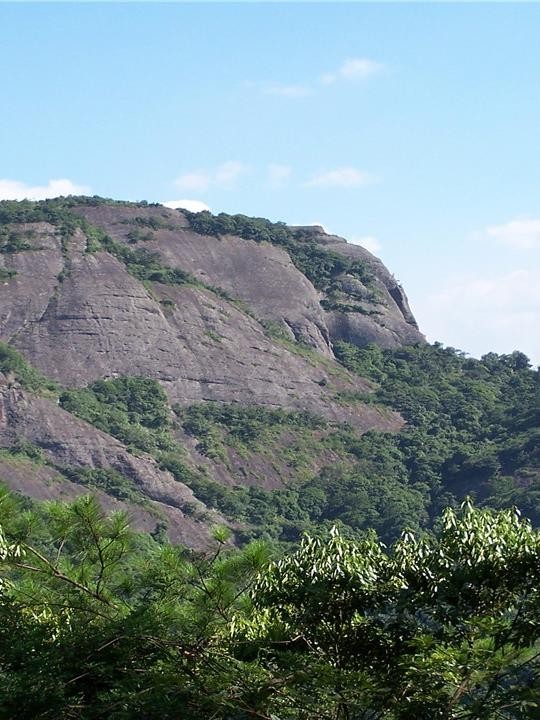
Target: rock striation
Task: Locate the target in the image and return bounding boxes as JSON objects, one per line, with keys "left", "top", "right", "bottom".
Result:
{"left": 0, "top": 197, "right": 424, "bottom": 544}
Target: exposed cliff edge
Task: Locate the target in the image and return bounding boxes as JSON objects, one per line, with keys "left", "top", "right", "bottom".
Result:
{"left": 0, "top": 197, "right": 424, "bottom": 544}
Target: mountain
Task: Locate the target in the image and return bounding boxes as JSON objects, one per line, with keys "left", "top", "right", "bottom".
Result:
{"left": 0, "top": 197, "right": 537, "bottom": 546}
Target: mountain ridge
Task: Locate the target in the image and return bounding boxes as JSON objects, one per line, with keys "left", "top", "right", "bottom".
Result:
{"left": 1, "top": 197, "right": 535, "bottom": 547}
{"left": 0, "top": 196, "right": 419, "bottom": 545}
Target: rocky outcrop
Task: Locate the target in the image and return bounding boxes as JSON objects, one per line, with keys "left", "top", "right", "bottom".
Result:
{"left": 0, "top": 198, "right": 423, "bottom": 546}
{"left": 286, "top": 225, "right": 424, "bottom": 349}
{"left": 0, "top": 218, "right": 399, "bottom": 430}
{"left": 72, "top": 204, "right": 424, "bottom": 353}
{"left": 0, "top": 376, "right": 217, "bottom": 546}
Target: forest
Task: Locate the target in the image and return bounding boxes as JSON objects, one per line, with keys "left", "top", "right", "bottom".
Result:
{"left": 0, "top": 196, "right": 538, "bottom": 717}
{"left": 1, "top": 493, "right": 539, "bottom": 719}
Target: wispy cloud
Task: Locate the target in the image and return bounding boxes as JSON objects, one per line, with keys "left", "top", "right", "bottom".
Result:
{"left": 173, "top": 172, "right": 209, "bottom": 192}
{"left": 306, "top": 167, "right": 374, "bottom": 188}
{"left": 481, "top": 217, "right": 540, "bottom": 250}
{"left": 417, "top": 269, "right": 540, "bottom": 366}
{"left": 214, "top": 161, "right": 247, "bottom": 188}
{"left": 174, "top": 161, "right": 248, "bottom": 193}
{"left": 249, "top": 56, "right": 383, "bottom": 99}
{"left": 349, "top": 235, "right": 381, "bottom": 254}
{"left": 267, "top": 164, "right": 292, "bottom": 188}
{"left": 162, "top": 199, "right": 210, "bottom": 213}
{"left": 0, "top": 178, "right": 91, "bottom": 201}
{"left": 321, "top": 57, "right": 384, "bottom": 86}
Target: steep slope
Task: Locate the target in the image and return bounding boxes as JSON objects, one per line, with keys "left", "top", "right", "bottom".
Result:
{"left": 0, "top": 374, "right": 217, "bottom": 546}
{"left": 0, "top": 197, "right": 424, "bottom": 545}
{"left": 72, "top": 202, "right": 424, "bottom": 354}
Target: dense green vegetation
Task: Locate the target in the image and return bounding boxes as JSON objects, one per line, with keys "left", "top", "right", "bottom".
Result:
{"left": 165, "top": 344, "right": 539, "bottom": 543}
{"left": 0, "top": 227, "right": 35, "bottom": 254}
{"left": 174, "top": 402, "right": 428, "bottom": 542}
{"left": 57, "top": 381, "right": 421, "bottom": 542}
{"left": 60, "top": 377, "right": 181, "bottom": 456}
{"left": 1, "top": 494, "right": 539, "bottom": 719}
{"left": 183, "top": 209, "right": 374, "bottom": 290}
{"left": 48, "top": 343, "right": 540, "bottom": 545}
{"left": 0, "top": 342, "right": 59, "bottom": 396}
{"left": 178, "top": 402, "right": 326, "bottom": 454}
{"left": 0, "top": 196, "right": 157, "bottom": 224}
{"left": 0, "top": 267, "right": 17, "bottom": 281}
{"left": 335, "top": 342, "right": 539, "bottom": 524}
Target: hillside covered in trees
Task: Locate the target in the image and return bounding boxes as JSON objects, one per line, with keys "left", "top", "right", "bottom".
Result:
{"left": 0, "top": 195, "right": 539, "bottom": 717}
{"left": 0, "top": 196, "right": 538, "bottom": 546}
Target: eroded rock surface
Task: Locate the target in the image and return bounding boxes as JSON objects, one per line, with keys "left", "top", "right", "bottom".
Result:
{"left": 0, "top": 377, "right": 216, "bottom": 546}
{"left": 0, "top": 199, "right": 423, "bottom": 546}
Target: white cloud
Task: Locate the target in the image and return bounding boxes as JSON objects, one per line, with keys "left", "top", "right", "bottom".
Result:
{"left": 267, "top": 164, "right": 292, "bottom": 187}
{"left": 262, "top": 83, "right": 311, "bottom": 98}
{"left": 483, "top": 217, "right": 540, "bottom": 250}
{"left": 174, "top": 161, "right": 248, "bottom": 193}
{"left": 250, "top": 56, "right": 382, "bottom": 99}
{"left": 321, "top": 57, "right": 384, "bottom": 85}
{"left": 416, "top": 269, "right": 540, "bottom": 366}
{"left": 214, "top": 161, "right": 247, "bottom": 188}
{"left": 349, "top": 235, "right": 381, "bottom": 254}
{"left": 0, "top": 178, "right": 91, "bottom": 201}
{"left": 162, "top": 199, "right": 210, "bottom": 213}
{"left": 306, "top": 167, "right": 373, "bottom": 188}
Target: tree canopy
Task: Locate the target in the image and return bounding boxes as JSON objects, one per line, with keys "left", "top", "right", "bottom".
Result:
{"left": 1, "top": 493, "right": 539, "bottom": 719}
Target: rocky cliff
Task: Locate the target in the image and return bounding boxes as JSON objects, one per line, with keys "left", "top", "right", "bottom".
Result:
{"left": 0, "top": 197, "right": 424, "bottom": 545}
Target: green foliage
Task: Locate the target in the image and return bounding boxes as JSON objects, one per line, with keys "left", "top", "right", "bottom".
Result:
{"left": 2, "top": 439, "right": 46, "bottom": 464}
{"left": 0, "top": 198, "right": 85, "bottom": 241}
{"left": 238, "top": 502, "right": 540, "bottom": 719}
{"left": 183, "top": 209, "right": 374, "bottom": 290}
{"left": 335, "top": 341, "right": 540, "bottom": 525}
{"left": 59, "top": 377, "right": 207, "bottom": 503}
{"left": 0, "top": 198, "right": 195, "bottom": 287}
{"left": 0, "top": 267, "right": 16, "bottom": 281}
{"left": 0, "top": 490, "right": 270, "bottom": 720}
{"left": 178, "top": 402, "right": 326, "bottom": 453}
{"left": 60, "top": 377, "right": 176, "bottom": 455}
{"left": 0, "top": 342, "right": 59, "bottom": 396}
{"left": 1, "top": 497, "right": 539, "bottom": 718}
{"left": 320, "top": 297, "right": 380, "bottom": 314}
{"left": 0, "top": 228, "right": 34, "bottom": 254}
{"left": 172, "top": 403, "right": 428, "bottom": 543}
{"left": 126, "top": 227, "right": 154, "bottom": 243}
{"left": 121, "top": 214, "right": 180, "bottom": 232}
{"left": 97, "top": 234, "right": 193, "bottom": 284}
{"left": 62, "top": 466, "right": 143, "bottom": 503}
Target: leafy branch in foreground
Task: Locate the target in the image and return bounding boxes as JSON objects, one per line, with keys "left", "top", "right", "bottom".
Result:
{"left": 237, "top": 502, "right": 540, "bottom": 719}
{"left": 1, "top": 494, "right": 539, "bottom": 719}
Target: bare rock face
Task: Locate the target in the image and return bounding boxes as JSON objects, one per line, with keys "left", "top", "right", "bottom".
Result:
{"left": 0, "top": 217, "right": 397, "bottom": 430}
{"left": 0, "top": 198, "right": 423, "bottom": 546}
{"left": 0, "top": 377, "right": 217, "bottom": 546}
{"left": 73, "top": 204, "right": 334, "bottom": 355}
{"left": 285, "top": 225, "right": 424, "bottom": 349}
{"left": 73, "top": 205, "right": 424, "bottom": 353}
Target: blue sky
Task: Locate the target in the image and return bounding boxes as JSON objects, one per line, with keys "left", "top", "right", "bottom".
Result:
{"left": 1, "top": 2, "right": 539, "bottom": 365}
